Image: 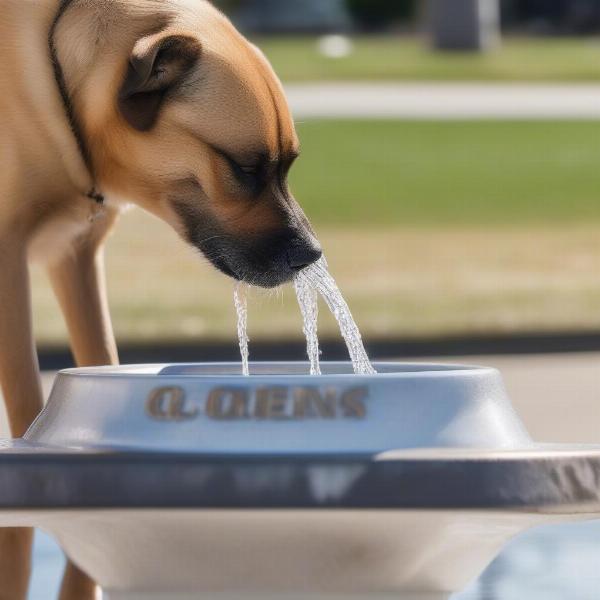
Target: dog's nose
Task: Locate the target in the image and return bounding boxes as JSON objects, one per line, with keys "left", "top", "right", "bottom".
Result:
{"left": 287, "top": 239, "right": 322, "bottom": 270}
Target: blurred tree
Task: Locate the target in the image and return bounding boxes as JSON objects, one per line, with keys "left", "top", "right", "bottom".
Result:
{"left": 345, "top": 0, "right": 417, "bottom": 31}
{"left": 211, "top": 0, "right": 243, "bottom": 14}
{"left": 567, "top": 0, "right": 600, "bottom": 33}
{"left": 232, "top": 0, "right": 351, "bottom": 34}
{"left": 502, "top": 0, "right": 600, "bottom": 33}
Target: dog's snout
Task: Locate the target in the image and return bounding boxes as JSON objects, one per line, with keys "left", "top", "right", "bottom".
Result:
{"left": 287, "top": 238, "right": 322, "bottom": 270}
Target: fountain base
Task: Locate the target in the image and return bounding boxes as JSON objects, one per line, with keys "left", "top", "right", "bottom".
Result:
{"left": 0, "top": 508, "right": 582, "bottom": 599}
{"left": 0, "top": 362, "right": 598, "bottom": 598}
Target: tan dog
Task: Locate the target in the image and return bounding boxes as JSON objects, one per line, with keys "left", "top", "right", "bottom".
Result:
{"left": 0, "top": 0, "right": 321, "bottom": 597}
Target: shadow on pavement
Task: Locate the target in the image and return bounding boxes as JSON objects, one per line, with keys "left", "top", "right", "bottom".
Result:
{"left": 37, "top": 330, "right": 600, "bottom": 370}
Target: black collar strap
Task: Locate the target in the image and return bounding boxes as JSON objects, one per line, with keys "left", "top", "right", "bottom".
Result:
{"left": 49, "top": 0, "right": 104, "bottom": 205}
{"left": 86, "top": 188, "right": 105, "bottom": 205}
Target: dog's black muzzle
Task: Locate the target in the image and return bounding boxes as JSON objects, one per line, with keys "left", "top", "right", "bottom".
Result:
{"left": 208, "top": 226, "right": 322, "bottom": 288}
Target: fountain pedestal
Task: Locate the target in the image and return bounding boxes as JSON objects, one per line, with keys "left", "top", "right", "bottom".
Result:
{"left": 44, "top": 509, "right": 576, "bottom": 600}
{"left": 0, "top": 362, "right": 598, "bottom": 599}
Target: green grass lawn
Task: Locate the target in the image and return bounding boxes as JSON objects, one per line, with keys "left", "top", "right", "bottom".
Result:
{"left": 255, "top": 36, "right": 600, "bottom": 82}
{"left": 30, "top": 119, "right": 600, "bottom": 344}
{"left": 292, "top": 120, "right": 600, "bottom": 226}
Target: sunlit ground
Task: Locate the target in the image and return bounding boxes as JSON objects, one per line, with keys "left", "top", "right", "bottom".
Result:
{"left": 30, "top": 216, "right": 600, "bottom": 343}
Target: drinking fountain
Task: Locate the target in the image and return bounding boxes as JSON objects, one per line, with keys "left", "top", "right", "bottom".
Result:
{"left": 0, "top": 361, "right": 598, "bottom": 600}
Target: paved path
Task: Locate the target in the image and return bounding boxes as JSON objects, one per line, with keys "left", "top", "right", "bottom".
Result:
{"left": 1, "top": 352, "right": 597, "bottom": 444}
{"left": 286, "top": 83, "right": 600, "bottom": 119}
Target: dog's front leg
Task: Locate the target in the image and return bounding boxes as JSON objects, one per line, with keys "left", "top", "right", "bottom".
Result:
{"left": 0, "top": 240, "right": 45, "bottom": 600}
{"left": 48, "top": 237, "right": 118, "bottom": 369}
{"left": 48, "top": 220, "right": 119, "bottom": 600}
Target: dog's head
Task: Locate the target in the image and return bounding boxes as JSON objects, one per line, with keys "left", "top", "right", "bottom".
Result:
{"left": 70, "top": 1, "right": 321, "bottom": 287}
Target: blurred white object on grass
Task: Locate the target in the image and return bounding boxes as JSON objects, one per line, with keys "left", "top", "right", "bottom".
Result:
{"left": 317, "top": 34, "right": 353, "bottom": 59}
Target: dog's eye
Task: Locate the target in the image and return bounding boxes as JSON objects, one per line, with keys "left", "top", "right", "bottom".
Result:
{"left": 214, "top": 147, "right": 268, "bottom": 195}
{"left": 239, "top": 165, "right": 259, "bottom": 176}
{"left": 228, "top": 160, "right": 265, "bottom": 194}
{"left": 231, "top": 161, "right": 259, "bottom": 181}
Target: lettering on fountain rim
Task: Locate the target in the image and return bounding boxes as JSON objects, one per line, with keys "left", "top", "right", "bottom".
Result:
{"left": 145, "top": 386, "right": 368, "bottom": 421}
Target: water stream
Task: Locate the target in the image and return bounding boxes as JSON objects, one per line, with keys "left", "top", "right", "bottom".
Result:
{"left": 234, "top": 256, "right": 375, "bottom": 376}
{"left": 295, "top": 256, "right": 376, "bottom": 375}
{"left": 293, "top": 275, "right": 321, "bottom": 375}
{"left": 233, "top": 282, "right": 249, "bottom": 376}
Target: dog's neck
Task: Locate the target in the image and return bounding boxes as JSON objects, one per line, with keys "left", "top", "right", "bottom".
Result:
{"left": 49, "top": 0, "right": 104, "bottom": 206}
{"left": 0, "top": 0, "right": 101, "bottom": 206}
{"left": 48, "top": 0, "right": 171, "bottom": 205}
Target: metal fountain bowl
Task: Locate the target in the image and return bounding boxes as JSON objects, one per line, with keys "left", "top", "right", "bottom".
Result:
{"left": 25, "top": 361, "right": 534, "bottom": 453}
{"left": 0, "top": 361, "right": 599, "bottom": 600}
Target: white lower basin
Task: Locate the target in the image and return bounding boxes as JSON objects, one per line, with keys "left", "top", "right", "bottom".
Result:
{"left": 1, "top": 509, "right": 586, "bottom": 600}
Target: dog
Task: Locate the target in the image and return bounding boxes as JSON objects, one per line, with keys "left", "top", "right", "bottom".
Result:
{"left": 0, "top": 0, "right": 321, "bottom": 597}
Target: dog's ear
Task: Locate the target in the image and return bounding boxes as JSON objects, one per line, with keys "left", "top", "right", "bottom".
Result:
{"left": 118, "top": 34, "right": 201, "bottom": 132}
